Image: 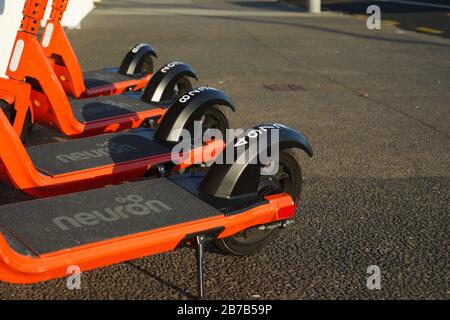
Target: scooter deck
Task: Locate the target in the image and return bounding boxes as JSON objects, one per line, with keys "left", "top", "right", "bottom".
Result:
{"left": 83, "top": 68, "right": 142, "bottom": 90}
{"left": 0, "top": 178, "right": 221, "bottom": 256}
{"left": 26, "top": 128, "right": 171, "bottom": 175}
{"left": 0, "top": 173, "right": 293, "bottom": 286}
{"left": 70, "top": 94, "right": 165, "bottom": 123}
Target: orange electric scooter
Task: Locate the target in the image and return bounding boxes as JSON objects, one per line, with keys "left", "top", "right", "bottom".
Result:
{"left": 0, "top": 123, "right": 313, "bottom": 298}
{"left": 0, "top": 0, "right": 204, "bottom": 141}
{"left": 42, "top": 0, "right": 158, "bottom": 98}
{"left": 0, "top": 87, "right": 234, "bottom": 198}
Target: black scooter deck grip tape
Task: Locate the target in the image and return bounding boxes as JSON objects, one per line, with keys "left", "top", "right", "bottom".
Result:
{"left": 70, "top": 94, "right": 163, "bottom": 123}
{"left": 83, "top": 69, "right": 137, "bottom": 90}
{"left": 27, "top": 128, "right": 171, "bottom": 175}
{"left": 0, "top": 178, "right": 222, "bottom": 255}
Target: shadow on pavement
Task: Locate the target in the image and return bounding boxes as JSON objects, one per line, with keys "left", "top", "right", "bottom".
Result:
{"left": 124, "top": 260, "right": 198, "bottom": 299}
{"left": 288, "top": 0, "right": 450, "bottom": 39}
{"left": 198, "top": 14, "right": 450, "bottom": 48}
{"left": 234, "top": 0, "right": 304, "bottom": 11}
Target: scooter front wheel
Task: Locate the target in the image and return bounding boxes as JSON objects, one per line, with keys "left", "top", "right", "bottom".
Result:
{"left": 135, "top": 53, "right": 154, "bottom": 75}
{"left": 200, "top": 106, "right": 230, "bottom": 137}
{"left": 215, "top": 149, "right": 303, "bottom": 256}
{"left": 169, "top": 76, "right": 193, "bottom": 100}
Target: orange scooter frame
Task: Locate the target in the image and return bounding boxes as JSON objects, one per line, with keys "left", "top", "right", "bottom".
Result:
{"left": 42, "top": 0, "right": 156, "bottom": 98}
{"left": 0, "top": 191, "right": 295, "bottom": 286}
{"left": 0, "top": 87, "right": 228, "bottom": 198}
{"left": 7, "top": 30, "right": 164, "bottom": 137}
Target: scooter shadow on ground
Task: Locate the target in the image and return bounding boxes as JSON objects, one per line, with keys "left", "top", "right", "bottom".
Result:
{"left": 124, "top": 242, "right": 237, "bottom": 299}
{"left": 124, "top": 260, "right": 198, "bottom": 299}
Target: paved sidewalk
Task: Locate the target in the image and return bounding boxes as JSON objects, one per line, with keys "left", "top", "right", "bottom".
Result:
{"left": 0, "top": 0, "right": 448, "bottom": 299}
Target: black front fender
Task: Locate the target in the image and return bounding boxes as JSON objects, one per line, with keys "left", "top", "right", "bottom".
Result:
{"left": 154, "top": 87, "right": 235, "bottom": 143}
{"left": 119, "top": 43, "right": 157, "bottom": 76}
{"left": 141, "top": 61, "right": 198, "bottom": 103}
{"left": 199, "top": 123, "right": 313, "bottom": 199}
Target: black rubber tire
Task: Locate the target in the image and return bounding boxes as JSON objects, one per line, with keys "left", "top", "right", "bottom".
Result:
{"left": 20, "top": 109, "right": 33, "bottom": 143}
{"left": 135, "top": 54, "right": 154, "bottom": 75}
{"left": 215, "top": 149, "right": 303, "bottom": 256}
{"left": 167, "top": 76, "right": 193, "bottom": 101}
{"left": 0, "top": 100, "right": 14, "bottom": 122}
{"left": 0, "top": 100, "right": 32, "bottom": 144}
{"left": 182, "top": 106, "right": 230, "bottom": 175}
{"left": 199, "top": 105, "right": 230, "bottom": 137}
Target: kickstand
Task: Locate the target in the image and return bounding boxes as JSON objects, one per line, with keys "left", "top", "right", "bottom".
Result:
{"left": 195, "top": 235, "right": 206, "bottom": 299}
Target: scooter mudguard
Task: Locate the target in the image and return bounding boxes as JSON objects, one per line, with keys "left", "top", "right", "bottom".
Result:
{"left": 142, "top": 61, "right": 198, "bottom": 103}
{"left": 119, "top": 43, "right": 158, "bottom": 76}
{"left": 155, "top": 87, "right": 235, "bottom": 143}
{"left": 199, "top": 123, "right": 313, "bottom": 198}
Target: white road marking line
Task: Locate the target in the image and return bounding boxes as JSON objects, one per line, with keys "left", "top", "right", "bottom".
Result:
{"left": 415, "top": 26, "right": 444, "bottom": 34}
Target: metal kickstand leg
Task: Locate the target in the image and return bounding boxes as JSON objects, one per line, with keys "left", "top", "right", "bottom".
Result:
{"left": 195, "top": 235, "right": 206, "bottom": 299}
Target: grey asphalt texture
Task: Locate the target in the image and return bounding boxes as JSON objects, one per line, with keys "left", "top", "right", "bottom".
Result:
{"left": 0, "top": 0, "right": 448, "bottom": 299}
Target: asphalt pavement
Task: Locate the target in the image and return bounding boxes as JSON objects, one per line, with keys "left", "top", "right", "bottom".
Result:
{"left": 0, "top": 0, "right": 448, "bottom": 299}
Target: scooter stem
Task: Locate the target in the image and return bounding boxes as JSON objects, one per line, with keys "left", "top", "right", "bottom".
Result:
{"left": 49, "top": 0, "right": 69, "bottom": 23}
{"left": 21, "top": 0, "right": 49, "bottom": 36}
